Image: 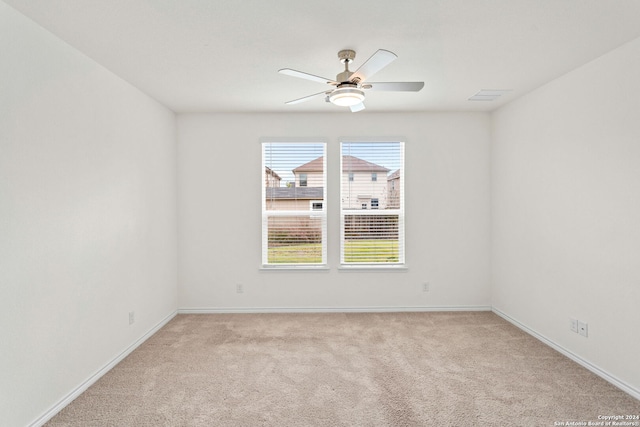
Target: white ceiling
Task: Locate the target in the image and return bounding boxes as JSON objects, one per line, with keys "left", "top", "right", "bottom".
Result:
{"left": 5, "top": 0, "right": 640, "bottom": 113}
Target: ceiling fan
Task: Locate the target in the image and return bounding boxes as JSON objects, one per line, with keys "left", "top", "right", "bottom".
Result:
{"left": 279, "top": 49, "right": 424, "bottom": 112}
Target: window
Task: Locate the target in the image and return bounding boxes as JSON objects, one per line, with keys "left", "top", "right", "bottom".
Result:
{"left": 341, "top": 141, "right": 404, "bottom": 266}
{"left": 262, "top": 142, "right": 326, "bottom": 267}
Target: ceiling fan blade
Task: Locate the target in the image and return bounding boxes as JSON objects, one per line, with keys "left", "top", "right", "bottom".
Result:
{"left": 279, "top": 68, "right": 338, "bottom": 85}
{"left": 348, "top": 49, "right": 397, "bottom": 83}
{"left": 350, "top": 102, "right": 366, "bottom": 113}
{"left": 363, "top": 82, "right": 425, "bottom": 92}
{"left": 285, "top": 91, "right": 329, "bottom": 105}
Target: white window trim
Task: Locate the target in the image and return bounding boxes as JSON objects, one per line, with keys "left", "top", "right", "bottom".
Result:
{"left": 261, "top": 141, "right": 327, "bottom": 269}
{"left": 337, "top": 264, "right": 408, "bottom": 271}
{"left": 260, "top": 265, "right": 331, "bottom": 271}
{"left": 339, "top": 140, "right": 405, "bottom": 268}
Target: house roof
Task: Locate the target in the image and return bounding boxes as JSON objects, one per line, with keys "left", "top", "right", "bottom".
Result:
{"left": 387, "top": 169, "right": 400, "bottom": 180}
{"left": 343, "top": 156, "right": 389, "bottom": 173}
{"left": 293, "top": 157, "right": 323, "bottom": 173}
{"left": 293, "top": 156, "right": 389, "bottom": 173}
{"left": 266, "top": 187, "right": 324, "bottom": 200}
{"left": 265, "top": 166, "right": 281, "bottom": 180}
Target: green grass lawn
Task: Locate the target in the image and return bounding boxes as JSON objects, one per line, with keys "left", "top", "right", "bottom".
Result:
{"left": 343, "top": 239, "right": 399, "bottom": 263}
{"left": 268, "top": 240, "right": 398, "bottom": 264}
{"left": 268, "top": 243, "right": 322, "bottom": 263}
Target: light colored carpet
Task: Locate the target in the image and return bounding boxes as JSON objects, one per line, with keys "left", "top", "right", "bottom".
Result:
{"left": 46, "top": 312, "right": 639, "bottom": 426}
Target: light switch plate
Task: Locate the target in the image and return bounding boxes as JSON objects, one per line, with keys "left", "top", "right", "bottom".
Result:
{"left": 570, "top": 318, "right": 578, "bottom": 333}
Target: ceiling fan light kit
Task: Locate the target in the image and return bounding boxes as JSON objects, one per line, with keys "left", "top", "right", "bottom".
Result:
{"left": 329, "top": 86, "right": 365, "bottom": 107}
{"left": 279, "top": 49, "right": 424, "bottom": 112}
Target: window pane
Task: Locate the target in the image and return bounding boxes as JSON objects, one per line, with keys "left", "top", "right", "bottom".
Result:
{"left": 340, "top": 141, "right": 404, "bottom": 265}
{"left": 341, "top": 143, "right": 402, "bottom": 210}
{"left": 343, "top": 214, "right": 399, "bottom": 262}
{"left": 267, "top": 215, "right": 323, "bottom": 264}
{"left": 262, "top": 142, "right": 326, "bottom": 266}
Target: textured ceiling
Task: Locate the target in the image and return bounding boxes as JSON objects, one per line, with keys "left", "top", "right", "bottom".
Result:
{"left": 5, "top": 0, "right": 640, "bottom": 113}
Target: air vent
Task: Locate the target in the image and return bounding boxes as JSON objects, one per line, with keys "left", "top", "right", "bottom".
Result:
{"left": 468, "top": 89, "right": 512, "bottom": 101}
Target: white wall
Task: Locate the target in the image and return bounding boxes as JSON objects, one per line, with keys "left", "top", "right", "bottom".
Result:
{"left": 9, "top": 0, "right": 637, "bottom": 420}
{"left": 492, "top": 37, "right": 640, "bottom": 395}
{"left": 0, "top": 3, "right": 178, "bottom": 426}
{"left": 177, "top": 112, "right": 491, "bottom": 310}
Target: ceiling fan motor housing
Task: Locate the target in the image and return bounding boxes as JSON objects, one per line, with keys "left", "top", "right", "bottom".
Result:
{"left": 336, "top": 70, "right": 354, "bottom": 83}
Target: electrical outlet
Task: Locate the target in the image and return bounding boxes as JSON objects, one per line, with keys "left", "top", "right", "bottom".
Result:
{"left": 236, "top": 283, "right": 243, "bottom": 294}
{"left": 129, "top": 311, "right": 135, "bottom": 325}
{"left": 422, "top": 282, "right": 430, "bottom": 292}
{"left": 570, "top": 318, "right": 578, "bottom": 333}
{"left": 578, "top": 321, "right": 588, "bottom": 337}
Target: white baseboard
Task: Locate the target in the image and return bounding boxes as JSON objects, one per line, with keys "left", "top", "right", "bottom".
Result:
{"left": 492, "top": 307, "right": 640, "bottom": 401}
{"left": 178, "top": 305, "right": 492, "bottom": 314}
{"left": 29, "top": 310, "right": 178, "bottom": 427}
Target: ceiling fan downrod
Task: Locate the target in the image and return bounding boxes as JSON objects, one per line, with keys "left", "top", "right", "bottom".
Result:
{"left": 337, "top": 49, "right": 356, "bottom": 83}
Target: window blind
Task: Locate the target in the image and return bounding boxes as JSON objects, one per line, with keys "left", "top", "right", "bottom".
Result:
{"left": 262, "top": 142, "right": 326, "bottom": 266}
{"left": 340, "top": 141, "right": 405, "bottom": 265}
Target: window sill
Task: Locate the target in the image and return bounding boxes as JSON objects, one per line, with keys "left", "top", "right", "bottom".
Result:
{"left": 260, "top": 265, "right": 330, "bottom": 272}
{"left": 338, "top": 265, "right": 408, "bottom": 272}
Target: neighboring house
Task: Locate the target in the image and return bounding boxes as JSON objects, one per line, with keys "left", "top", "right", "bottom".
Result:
{"left": 387, "top": 169, "right": 401, "bottom": 209}
{"left": 265, "top": 166, "right": 281, "bottom": 188}
{"left": 265, "top": 187, "right": 324, "bottom": 211}
{"left": 266, "top": 155, "right": 392, "bottom": 211}
{"left": 292, "top": 157, "right": 324, "bottom": 188}
{"left": 341, "top": 155, "right": 390, "bottom": 210}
